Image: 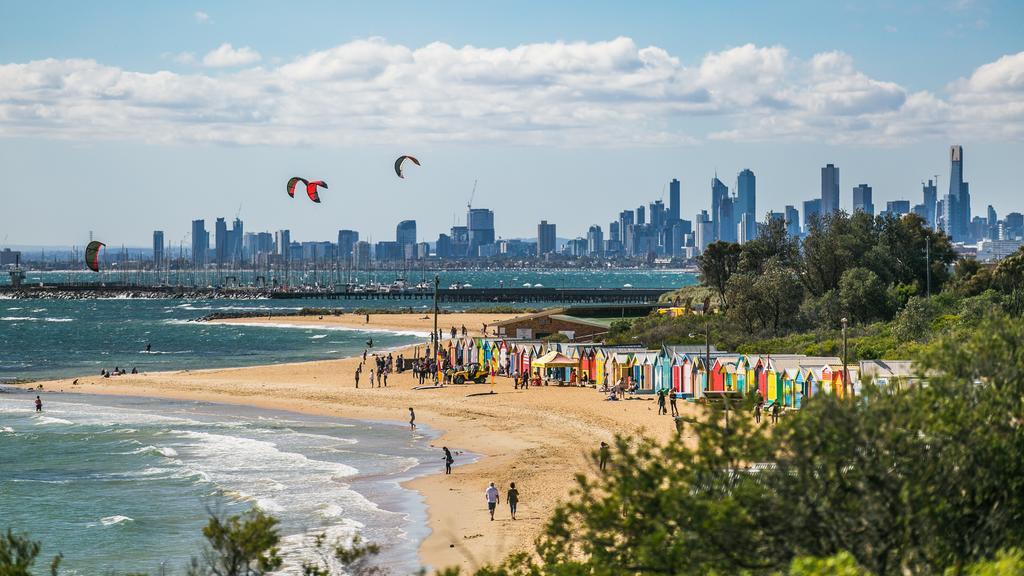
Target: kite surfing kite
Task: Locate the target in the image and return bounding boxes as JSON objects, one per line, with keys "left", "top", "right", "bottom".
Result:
{"left": 394, "top": 155, "right": 420, "bottom": 179}
{"left": 85, "top": 241, "right": 105, "bottom": 273}
{"left": 286, "top": 177, "right": 327, "bottom": 203}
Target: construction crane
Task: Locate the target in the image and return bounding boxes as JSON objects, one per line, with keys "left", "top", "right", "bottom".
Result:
{"left": 467, "top": 179, "right": 478, "bottom": 211}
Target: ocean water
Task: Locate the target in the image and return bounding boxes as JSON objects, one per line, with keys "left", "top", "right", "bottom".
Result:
{"left": 0, "top": 299, "right": 424, "bottom": 382}
{"left": 0, "top": 391, "right": 444, "bottom": 575}
{"left": 0, "top": 270, "right": 697, "bottom": 382}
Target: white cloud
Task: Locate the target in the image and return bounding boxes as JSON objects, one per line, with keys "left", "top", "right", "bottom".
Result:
{"left": 202, "top": 43, "right": 261, "bottom": 68}
{"left": 0, "top": 38, "right": 1021, "bottom": 147}
{"left": 194, "top": 11, "right": 210, "bottom": 23}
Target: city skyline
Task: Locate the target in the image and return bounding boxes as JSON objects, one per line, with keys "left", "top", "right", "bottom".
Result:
{"left": 2, "top": 1, "right": 1023, "bottom": 245}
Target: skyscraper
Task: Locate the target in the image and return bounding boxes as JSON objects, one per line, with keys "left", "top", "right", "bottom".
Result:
{"left": 396, "top": 220, "right": 417, "bottom": 247}
{"left": 649, "top": 200, "right": 666, "bottom": 232}
{"left": 922, "top": 179, "right": 938, "bottom": 228}
{"left": 695, "top": 211, "right": 713, "bottom": 253}
{"left": 668, "top": 178, "right": 681, "bottom": 222}
{"left": 708, "top": 174, "right": 733, "bottom": 238}
{"left": 152, "top": 230, "right": 164, "bottom": 267}
{"left": 821, "top": 164, "right": 840, "bottom": 214}
{"left": 337, "top": 230, "right": 358, "bottom": 264}
{"left": 852, "top": 184, "right": 874, "bottom": 216}
{"left": 736, "top": 169, "right": 756, "bottom": 240}
{"left": 587, "top": 225, "right": 604, "bottom": 256}
{"left": 886, "top": 200, "right": 911, "bottom": 217}
{"left": 467, "top": 208, "right": 495, "bottom": 255}
{"left": 635, "top": 205, "right": 646, "bottom": 226}
{"left": 191, "top": 219, "right": 208, "bottom": 265}
{"left": 214, "top": 217, "right": 227, "bottom": 265}
{"left": 803, "top": 199, "right": 821, "bottom": 232}
{"left": 944, "top": 145, "right": 972, "bottom": 242}
{"left": 275, "top": 229, "right": 290, "bottom": 260}
{"left": 784, "top": 205, "right": 800, "bottom": 238}
{"left": 229, "top": 218, "right": 243, "bottom": 263}
{"left": 618, "top": 210, "right": 634, "bottom": 243}
{"left": 537, "top": 220, "right": 557, "bottom": 256}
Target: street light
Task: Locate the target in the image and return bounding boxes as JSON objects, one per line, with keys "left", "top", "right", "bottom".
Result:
{"left": 841, "top": 317, "right": 849, "bottom": 397}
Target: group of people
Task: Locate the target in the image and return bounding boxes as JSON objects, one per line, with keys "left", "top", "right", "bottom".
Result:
{"left": 355, "top": 351, "right": 394, "bottom": 388}
{"left": 752, "top": 392, "right": 782, "bottom": 425}
{"left": 484, "top": 481, "right": 520, "bottom": 521}
{"left": 656, "top": 387, "right": 680, "bottom": 417}
{"left": 100, "top": 366, "right": 137, "bottom": 378}
{"left": 603, "top": 377, "right": 640, "bottom": 400}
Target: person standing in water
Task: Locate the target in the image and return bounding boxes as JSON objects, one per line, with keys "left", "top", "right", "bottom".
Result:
{"left": 443, "top": 447, "right": 454, "bottom": 474}
{"left": 34, "top": 396, "right": 42, "bottom": 413}
{"left": 485, "top": 482, "right": 500, "bottom": 521}
{"left": 507, "top": 482, "right": 519, "bottom": 520}
{"left": 145, "top": 342, "right": 151, "bottom": 353}
{"left": 409, "top": 407, "right": 416, "bottom": 430}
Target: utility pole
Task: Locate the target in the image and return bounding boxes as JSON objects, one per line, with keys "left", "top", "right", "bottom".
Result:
{"left": 925, "top": 236, "right": 931, "bottom": 298}
{"left": 841, "top": 317, "right": 849, "bottom": 397}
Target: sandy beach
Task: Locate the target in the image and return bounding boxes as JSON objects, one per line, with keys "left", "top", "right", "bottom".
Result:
{"left": 27, "top": 312, "right": 690, "bottom": 573}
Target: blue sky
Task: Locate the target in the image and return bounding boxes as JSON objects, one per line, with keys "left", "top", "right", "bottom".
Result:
{"left": 1, "top": 0, "right": 1022, "bottom": 246}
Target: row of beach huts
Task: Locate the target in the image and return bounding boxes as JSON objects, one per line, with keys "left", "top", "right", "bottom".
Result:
{"left": 424, "top": 337, "right": 917, "bottom": 409}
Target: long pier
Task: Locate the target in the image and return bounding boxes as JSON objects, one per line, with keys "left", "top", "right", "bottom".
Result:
{"left": 0, "top": 284, "right": 672, "bottom": 303}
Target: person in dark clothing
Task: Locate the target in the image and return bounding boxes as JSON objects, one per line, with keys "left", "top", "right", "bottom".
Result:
{"left": 657, "top": 389, "right": 667, "bottom": 415}
{"left": 354, "top": 368, "right": 360, "bottom": 388}
{"left": 409, "top": 407, "right": 416, "bottom": 430}
{"left": 599, "top": 441, "right": 610, "bottom": 471}
{"left": 669, "top": 390, "right": 679, "bottom": 417}
{"left": 507, "top": 482, "right": 519, "bottom": 520}
{"left": 771, "top": 401, "right": 781, "bottom": 425}
{"left": 754, "top": 400, "right": 762, "bottom": 424}
{"left": 34, "top": 396, "right": 42, "bottom": 413}
{"left": 443, "top": 447, "right": 454, "bottom": 474}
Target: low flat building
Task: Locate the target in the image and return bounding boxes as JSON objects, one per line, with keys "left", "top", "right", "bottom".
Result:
{"left": 493, "top": 308, "right": 610, "bottom": 340}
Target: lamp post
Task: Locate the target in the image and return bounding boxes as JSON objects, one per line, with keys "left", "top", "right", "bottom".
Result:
{"left": 841, "top": 317, "right": 849, "bottom": 397}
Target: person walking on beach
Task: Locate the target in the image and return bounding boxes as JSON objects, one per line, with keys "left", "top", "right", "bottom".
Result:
{"left": 771, "top": 401, "right": 780, "bottom": 425}
{"left": 754, "top": 400, "right": 762, "bottom": 424}
{"left": 34, "top": 395, "right": 42, "bottom": 413}
{"left": 354, "top": 368, "right": 360, "bottom": 389}
{"left": 485, "top": 482, "right": 500, "bottom": 521}
{"left": 461, "top": 325, "right": 467, "bottom": 337}
{"left": 657, "top": 389, "right": 667, "bottom": 415}
{"left": 507, "top": 482, "right": 519, "bottom": 520}
{"left": 669, "top": 390, "right": 679, "bottom": 417}
{"left": 599, "top": 441, "right": 610, "bottom": 471}
{"left": 365, "top": 313, "right": 370, "bottom": 324}
{"left": 382, "top": 370, "right": 388, "bottom": 387}
{"left": 409, "top": 407, "right": 416, "bottom": 430}
{"left": 369, "top": 369, "right": 375, "bottom": 387}
{"left": 443, "top": 447, "right": 454, "bottom": 474}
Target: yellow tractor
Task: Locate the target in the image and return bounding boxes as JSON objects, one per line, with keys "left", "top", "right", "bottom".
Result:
{"left": 450, "top": 363, "right": 490, "bottom": 384}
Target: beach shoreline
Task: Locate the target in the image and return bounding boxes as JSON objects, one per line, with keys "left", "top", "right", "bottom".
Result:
{"left": 19, "top": 312, "right": 687, "bottom": 573}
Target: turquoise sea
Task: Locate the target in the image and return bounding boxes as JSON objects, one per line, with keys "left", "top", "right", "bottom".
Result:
{"left": 0, "top": 392, "right": 444, "bottom": 575}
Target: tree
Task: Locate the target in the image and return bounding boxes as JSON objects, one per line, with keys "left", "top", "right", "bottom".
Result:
{"left": 699, "top": 241, "right": 742, "bottom": 308}
{"left": 300, "top": 533, "right": 383, "bottom": 576}
{"left": 838, "top": 267, "right": 889, "bottom": 324}
{"left": 0, "top": 530, "right": 61, "bottom": 576}
{"left": 188, "top": 508, "right": 283, "bottom": 576}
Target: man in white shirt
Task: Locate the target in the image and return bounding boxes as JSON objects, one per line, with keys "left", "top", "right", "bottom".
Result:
{"left": 485, "top": 482, "right": 500, "bottom": 521}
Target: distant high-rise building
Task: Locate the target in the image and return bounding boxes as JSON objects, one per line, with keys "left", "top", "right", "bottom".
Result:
{"left": 467, "top": 208, "right": 495, "bottom": 254}
{"left": 649, "top": 200, "right": 666, "bottom": 231}
{"left": 214, "top": 217, "right": 227, "bottom": 265}
{"left": 886, "top": 200, "right": 911, "bottom": 217}
{"left": 587, "top": 225, "right": 604, "bottom": 256}
{"left": 821, "top": 163, "right": 840, "bottom": 214}
{"left": 803, "top": 199, "right": 822, "bottom": 231}
{"left": 352, "top": 241, "right": 371, "bottom": 269}
{"left": 695, "top": 211, "right": 713, "bottom": 253}
{"left": 736, "top": 169, "right": 756, "bottom": 240}
{"left": 922, "top": 179, "right": 938, "bottom": 228}
{"left": 152, "top": 231, "right": 164, "bottom": 266}
{"left": 191, "top": 219, "right": 209, "bottom": 265}
{"left": 635, "top": 205, "right": 646, "bottom": 226}
{"left": 275, "top": 230, "right": 290, "bottom": 260}
{"left": 537, "top": 220, "right": 557, "bottom": 255}
{"left": 435, "top": 234, "right": 452, "bottom": 259}
{"left": 618, "top": 210, "right": 634, "bottom": 243}
{"left": 228, "top": 218, "right": 243, "bottom": 263}
{"left": 396, "top": 220, "right": 417, "bottom": 248}
{"left": 337, "top": 230, "right": 358, "bottom": 264}
{"left": 711, "top": 175, "right": 730, "bottom": 241}
{"left": 987, "top": 205, "right": 999, "bottom": 241}
{"left": 668, "top": 179, "right": 681, "bottom": 222}
{"left": 943, "top": 145, "right": 972, "bottom": 242}
{"left": 609, "top": 221, "right": 620, "bottom": 245}
{"left": 784, "top": 205, "right": 800, "bottom": 238}
{"left": 1005, "top": 213, "right": 1024, "bottom": 240}
{"left": 737, "top": 213, "right": 753, "bottom": 244}
{"left": 853, "top": 184, "right": 874, "bottom": 216}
